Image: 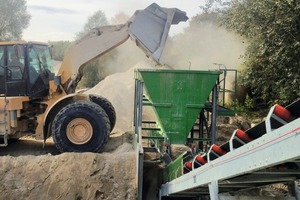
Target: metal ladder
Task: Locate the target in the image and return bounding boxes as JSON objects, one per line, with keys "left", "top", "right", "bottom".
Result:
{"left": 0, "top": 93, "right": 8, "bottom": 146}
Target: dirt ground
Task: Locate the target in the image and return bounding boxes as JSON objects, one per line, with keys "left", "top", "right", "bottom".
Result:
{"left": 0, "top": 132, "right": 137, "bottom": 200}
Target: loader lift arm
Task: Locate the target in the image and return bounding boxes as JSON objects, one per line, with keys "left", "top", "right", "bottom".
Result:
{"left": 57, "top": 3, "right": 188, "bottom": 94}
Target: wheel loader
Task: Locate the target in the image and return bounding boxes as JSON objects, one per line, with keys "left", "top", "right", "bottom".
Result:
{"left": 0, "top": 3, "right": 188, "bottom": 152}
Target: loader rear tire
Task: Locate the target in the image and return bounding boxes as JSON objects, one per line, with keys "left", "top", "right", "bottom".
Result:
{"left": 51, "top": 101, "right": 111, "bottom": 153}
{"left": 89, "top": 95, "right": 116, "bottom": 131}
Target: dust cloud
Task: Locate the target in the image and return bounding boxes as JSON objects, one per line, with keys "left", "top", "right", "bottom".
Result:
{"left": 99, "top": 40, "right": 154, "bottom": 78}
{"left": 84, "top": 21, "right": 246, "bottom": 80}
{"left": 161, "top": 22, "right": 246, "bottom": 71}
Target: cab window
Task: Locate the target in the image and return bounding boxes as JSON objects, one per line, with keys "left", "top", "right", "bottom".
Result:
{"left": 28, "top": 44, "right": 54, "bottom": 84}
{"left": 7, "top": 45, "right": 25, "bottom": 80}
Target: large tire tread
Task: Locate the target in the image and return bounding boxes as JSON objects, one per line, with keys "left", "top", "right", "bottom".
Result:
{"left": 52, "top": 101, "right": 111, "bottom": 153}
{"left": 89, "top": 95, "right": 116, "bottom": 131}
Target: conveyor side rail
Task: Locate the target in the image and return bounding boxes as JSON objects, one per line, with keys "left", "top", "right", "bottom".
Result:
{"left": 161, "top": 99, "right": 300, "bottom": 198}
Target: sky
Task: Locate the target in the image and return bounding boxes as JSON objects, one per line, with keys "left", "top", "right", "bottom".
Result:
{"left": 23, "top": 0, "right": 204, "bottom": 42}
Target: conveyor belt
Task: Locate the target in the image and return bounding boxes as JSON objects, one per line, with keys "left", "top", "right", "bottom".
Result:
{"left": 160, "top": 99, "right": 300, "bottom": 199}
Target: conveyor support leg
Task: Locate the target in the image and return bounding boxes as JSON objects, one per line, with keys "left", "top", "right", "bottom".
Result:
{"left": 294, "top": 181, "right": 300, "bottom": 200}
{"left": 209, "top": 180, "right": 219, "bottom": 200}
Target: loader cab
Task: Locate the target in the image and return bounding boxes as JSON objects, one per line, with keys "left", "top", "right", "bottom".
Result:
{"left": 0, "top": 41, "right": 54, "bottom": 98}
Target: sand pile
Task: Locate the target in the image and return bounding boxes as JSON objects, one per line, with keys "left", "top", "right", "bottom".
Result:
{"left": 0, "top": 132, "right": 136, "bottom": 200}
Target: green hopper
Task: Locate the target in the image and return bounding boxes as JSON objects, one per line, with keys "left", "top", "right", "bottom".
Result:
{"left": 136, "top": 69, "right": 221, "bottom": 145}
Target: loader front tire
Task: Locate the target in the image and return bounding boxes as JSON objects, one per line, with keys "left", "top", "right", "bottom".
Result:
{"left": 51, "top": 101, "right": 111, "bottom": 153}
{"left": 89, "top": 95, "right": 116, "bottom": 131}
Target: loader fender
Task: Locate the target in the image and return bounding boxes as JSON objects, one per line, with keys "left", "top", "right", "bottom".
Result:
{"left": 43, "top": 93, "right": 89, "bottom": 141}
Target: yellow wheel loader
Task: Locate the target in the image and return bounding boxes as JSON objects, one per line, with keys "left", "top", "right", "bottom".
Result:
{"left": 0, "top": 3, "right": 188, "bottom": 152}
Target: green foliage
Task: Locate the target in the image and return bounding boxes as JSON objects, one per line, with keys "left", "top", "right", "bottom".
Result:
{"left": 244, "top": 94, "right": 254, "bottom": 110}
{"left": 235, "top": 101, "right": 269, "bottom": 121}
{"left": 235, "top": 102, "right": 247, "bottom": 115}
{"left": 220, "top": 0, "right": 300, "bottom": 105}
{"left": 78, "top": 53, "right": 114, "bottom": 88}
{"left": 79, "top": 60, "right": 101, "bottom": 88}
{"left": 0, "top": 0, "right": 31, "bottom": 41}
{"left": 189, "top": 12, "right": 219, "bottom": 27}
{"left": 48, "top": 41, "right": 73, "bottom": 61}
{"left": 188, "top": 0, "right": 230, "bottom": 27}
{"left": 235, "top": 96, "right": 255, "bottom": 119}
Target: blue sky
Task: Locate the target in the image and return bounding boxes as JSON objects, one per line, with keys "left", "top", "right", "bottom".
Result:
{"left": 23, "top": 0, "right": 204, "bottom": 42}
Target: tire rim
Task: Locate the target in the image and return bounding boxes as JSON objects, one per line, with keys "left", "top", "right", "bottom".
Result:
{"left": 66, "top": 118, "right": 93, "bottom": 145}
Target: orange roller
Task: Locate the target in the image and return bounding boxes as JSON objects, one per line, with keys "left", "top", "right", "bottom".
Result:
{"left": 184, "top": 161, "right": 193, "bottom": 173}
{"left": 194, "top": 155, "right": 207, "bottom": 168}
{"left": 235, "top": 129, "right": 253, "bottom": 143}
{"left": 195, "top": 155, "right": 207, "bottom": 165}
{"left": 274, "top": 104, "right": 291, "bottom": 121}
{"left": 212, "top": 144, "right": 227, "bottom": 155}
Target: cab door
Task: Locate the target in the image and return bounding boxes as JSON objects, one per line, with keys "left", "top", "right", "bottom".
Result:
{"left": 1, "top": 45, "right": 27, "bottom": 96}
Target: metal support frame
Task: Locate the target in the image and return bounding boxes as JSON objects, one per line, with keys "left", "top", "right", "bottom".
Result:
{"left": 229, "top": 130, "right": 246, "bottom": 152}
{"left": 134, "top": 79, "right": 144, "bottom": 200}
{"left": 160, "top": 117, "right": 300, "bottom": 197}
{"left": 189, "top": 109, "right": 210, "bottom": 152}
{"left": 209, "top": 181, "right": 219, "bottom": 200}
{"left": 211, "top": 84, "right": 218, "bottom": 144}
{"left": 265, "top": 105, "right": 288, "bottom": 133}
{"left": 294, "top": 181, "right": 300, "bottom": 200}
{"left": 190, "top": 83, "right": 219, "bottom": 152}
{"left": 198, "top": 110, "right": 205, "bottom": 150}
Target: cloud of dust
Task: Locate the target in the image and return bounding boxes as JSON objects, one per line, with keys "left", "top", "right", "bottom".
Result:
{"left": 98, "top": 22, "right": 246, "bottom": 76}
{"left": 160, "top": 22, "right": 246, "bottom": 71}
{"left": 99, "top": 40, "right": 153, "bottom": 77}
{"left": 97, "top": 10, "right": 159, "bottom": 77}
{"left": 159, "top": 22, "right": 246, "bottom": 104}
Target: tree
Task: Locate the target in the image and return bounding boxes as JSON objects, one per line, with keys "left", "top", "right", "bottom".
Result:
{"left": 0, "top": 0, "right": 31, "bottom": 41}
{"left": 221, "top": 0, "right": 300, "bottom": 105}
{"left": 76, "top": 10, "right": 108, "bottom": 39}
{"left": 199, "top": 0, "right": 231, "bottom": 13}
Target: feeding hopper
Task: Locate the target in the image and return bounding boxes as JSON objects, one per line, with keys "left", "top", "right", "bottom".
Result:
{"left": 137, "top": 69, "right": 221, "bottom": 144}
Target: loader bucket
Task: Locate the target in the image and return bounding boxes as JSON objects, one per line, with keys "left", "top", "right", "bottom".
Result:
{"left": 129, "top": 3, "right": 188, "bottom": 62}
{"left": 137, "top": 69, "right": 221, "bottom": 144}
